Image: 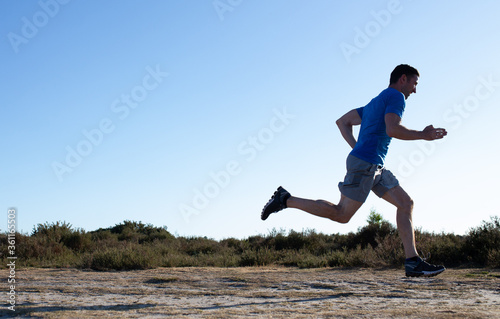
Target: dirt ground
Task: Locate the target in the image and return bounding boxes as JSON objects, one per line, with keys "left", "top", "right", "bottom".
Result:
{"left": 2, "top": 267, "right": 499, "bottom": 318}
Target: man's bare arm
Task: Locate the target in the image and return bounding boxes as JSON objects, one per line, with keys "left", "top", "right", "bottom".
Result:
{"left": 336, "top": 109, "right": 362, "bottom": 149}
{"left": 385, "top": 113, "right": 447, "bottom": 141}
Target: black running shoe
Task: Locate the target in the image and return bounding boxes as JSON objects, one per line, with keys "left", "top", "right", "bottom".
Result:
{"left": 405, "top": 257, "right": 445, "bottom": 277}
{"left": 261, "top": 186, "right": 291, "bottom": 221}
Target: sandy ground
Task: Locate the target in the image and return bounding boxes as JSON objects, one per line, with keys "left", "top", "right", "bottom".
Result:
{"left": 2, "top": 267, "right": 499, "bottom": 318}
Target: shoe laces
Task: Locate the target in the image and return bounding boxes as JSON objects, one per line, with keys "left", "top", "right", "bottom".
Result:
{"left": 422, "top": 252, "right": 431, "bottom": 262}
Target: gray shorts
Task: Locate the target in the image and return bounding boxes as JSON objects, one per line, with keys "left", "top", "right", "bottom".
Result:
{"left": 338, "top": 155, "right": 399, "bottom": 203}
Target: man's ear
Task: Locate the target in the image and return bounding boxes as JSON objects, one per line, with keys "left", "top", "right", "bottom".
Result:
{"left": 399, "top": 74, "right": 408, "bottom": 84}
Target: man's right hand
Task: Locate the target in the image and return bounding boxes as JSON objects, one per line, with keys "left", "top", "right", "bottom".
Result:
{"left": 422, "top": 125, "right": 448, "bottom": 140}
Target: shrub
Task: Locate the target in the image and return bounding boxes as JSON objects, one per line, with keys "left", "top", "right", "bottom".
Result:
{"left": 373, "top": 233, "right": 405, "bottom": 266}
{"left": 416, "top": 232, "right": 465, "bottom": 267}
{"left": 2, "top": 216, "right": 498, "bottom": 270}
{"left": 464, "top": 216, "right": 500, "bottom": 266}
{"left": 93, "top": 220, "right": 174, "bottom": 244}
{"left": 187, "top": 237, "right": 219, "bottom": 255}
{"left": 31, "top": 221, "right": 74, "bottom": 242}
{"left": 346, "top": 245, "right": 381, "bottom": 267}
{"left": 31, "top": 221, "right": 93, "bottom": 253}
{"left": 82, "top": 244, "right": 158, "bottom": 270}
{"left": 239, "top": 247, "right": 275, "bottom": 267}
{"left": 326, "top": 249, "right": 348, "bottom": 267}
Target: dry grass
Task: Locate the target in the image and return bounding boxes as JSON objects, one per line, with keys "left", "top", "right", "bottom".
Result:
{"left": 5, "top": 267, "right": 499, "bottom": 318}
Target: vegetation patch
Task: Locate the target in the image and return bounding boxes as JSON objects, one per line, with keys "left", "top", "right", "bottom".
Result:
{"left": 1, "top": 214, "right": 499, "bottom": 271}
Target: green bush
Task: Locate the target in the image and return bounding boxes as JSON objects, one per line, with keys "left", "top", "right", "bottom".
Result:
{"left": 30, "top": 221, "right": 93, "bottom": 253}
{"left": 1, "top": 215, "right": 498, "bottom": 270}
{"left": 82, "top": 244, "right": 159, "bottom": 270}
{"left": 326, "top": 249, "right": 348, "bottom": 267}
{"left": 93, "top": 220, "right": 174, "bottom": 244}
{"left": 373, "top": 233, "right": 405, "bottom": 266}
{"left": 31, "top": 221, "right": 74, "bottom": 241}
{"left": 416, "top": 232, "right": 465, "bottom": 267}
{"left": 181, "top": 236, "right": 220, "bottom": 256}
{"left": 464, "top": 216, "right": 500, "bottom": 266}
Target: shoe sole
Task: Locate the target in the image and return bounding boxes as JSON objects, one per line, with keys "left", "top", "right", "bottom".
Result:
{"left": 261, "top": 187, "right": 287, "bottom": 220}
{"left": 261, "top": 193, "right": 277, "bottom": 220}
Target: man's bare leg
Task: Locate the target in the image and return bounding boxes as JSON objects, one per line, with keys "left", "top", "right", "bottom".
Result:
{"left": 286, "top": 194, "right": 363, "bottom": 224}
{"left": 381, "top": 186, "right": 418, "bottom": 259}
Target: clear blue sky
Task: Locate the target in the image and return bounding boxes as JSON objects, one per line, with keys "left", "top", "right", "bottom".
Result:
{"left": 2, "top": 0, "right": 499, "bottom": 239}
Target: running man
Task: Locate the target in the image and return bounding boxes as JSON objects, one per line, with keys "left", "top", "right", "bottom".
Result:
{"left": 261, "top": 64, "right": 447, "bottom": 277}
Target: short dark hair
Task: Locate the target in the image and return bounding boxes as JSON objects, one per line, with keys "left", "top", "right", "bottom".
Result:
{"left": 390, "top": 64, "right": 419, "bottom": 84}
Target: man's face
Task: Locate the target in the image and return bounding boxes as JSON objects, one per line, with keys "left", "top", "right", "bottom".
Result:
{"left": 402, "top": 75, "right": 419, "bottom": 100}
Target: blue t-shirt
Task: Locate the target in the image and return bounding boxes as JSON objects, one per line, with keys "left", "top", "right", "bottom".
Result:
{"left": 350, "top": 87, "right": 405, "bottom": 166}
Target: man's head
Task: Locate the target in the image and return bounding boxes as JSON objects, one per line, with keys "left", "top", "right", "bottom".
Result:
{"left": 389, "top": 64, "right": 419, "bottom": 100}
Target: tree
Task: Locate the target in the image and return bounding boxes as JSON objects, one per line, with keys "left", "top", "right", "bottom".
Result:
{"left": 367, "top": 210, "right": 383, "bottom": 226}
